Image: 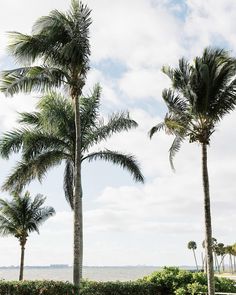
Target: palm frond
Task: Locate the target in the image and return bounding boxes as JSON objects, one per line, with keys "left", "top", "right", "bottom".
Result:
{"left": 82, "top": 112, "right": 138, "bottom": 151}
{"left": 162, "top": 88, "right": 188, "bottom": 114}
{"left": 0, "top": 128, "right": 29, "bottom": 159}
{"left": 63, "top": 160, "right": 74, "bottom": 209}
{"left": 169, "top": 135, "right": 184, "bottom": 171}
{"left": 2, "top": 151, "right": 64, "bottom": 192}
{"left": 37, "top": 91, "right": 74, "bottom": 136}
{"left": 1, "top": 66, "right": 68, "bottom": 96}
{"left": 80, "top": 83, "right": 101, "bottom": 133}
{"left": 149, "top": 122, "right": 166, "bottom": 138}
{"left": 18, "top": 112, "right": 40, "bottom": 126}
{"left": 22, "top": 131, "right": 70, "bottom": 161}
{"left": 82, "top": 149, "right": 144, "bottom": 183}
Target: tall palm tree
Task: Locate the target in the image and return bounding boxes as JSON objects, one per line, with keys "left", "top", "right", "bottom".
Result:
{"left": 187, "top": 241, "right": 198, "bottom": 271}
{"left": 0, "top": 0, "right": 91, "bottom": 287}
{"left": 149, "top": 48, "right": 236, "bottom": 295}
{"left": 0, "top": 191, "right": 55, "bottom": 280}
{"left": 0, "top": 86, "right": 144, "bottom": 273}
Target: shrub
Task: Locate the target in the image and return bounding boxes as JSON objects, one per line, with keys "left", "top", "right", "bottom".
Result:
{"left": 142, "top": 267, "right": 236, "bottom": 295}
{"left": 80, "top": 280, "right": 163, "bottom": 295}
{"left": 0, "top": 280, "right": 164, "bottom": 295}
{"left": 0, "top": 268, "right": 235, "bottom": 295}
{"left": 142, "top": 267, "right": 193, "bottom": 293}
{"left": 0, "top": 280, "right": 77, "bottom": 295}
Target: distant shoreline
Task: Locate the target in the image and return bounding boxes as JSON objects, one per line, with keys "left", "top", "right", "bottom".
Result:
{"left": 0, "top": 265, "right": 195, "bottom": 270}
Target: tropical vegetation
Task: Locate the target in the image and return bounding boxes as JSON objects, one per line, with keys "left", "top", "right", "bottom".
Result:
{"left": 0, "top": 0, "right": 92, "bottom": 288}
{"left": 1, "top": 268, "right": 236, "bottom": 295}
{"left": 0, "top": 86, "right": 144, "bottom": 205}
{"left": 0, "top": 192, "right": 55, "bottom": 280}
{"left": 150, "top": 48, "right": 236, "bottom": 295}
{"left": 187, "top": 241, "right": 198, "bottom": 271}
{"left": 0, "top": 0, "right": 235, "bottom": 293}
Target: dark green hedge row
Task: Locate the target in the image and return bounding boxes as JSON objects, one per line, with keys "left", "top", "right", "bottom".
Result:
{"left": 0, "top": 280, "right": 164, "bottom": 295}
{"left": 80, "top": 281, "right": 164, "bottom": 295}
{"left": 0, "top": 280, "right": 77, "bottom": 295}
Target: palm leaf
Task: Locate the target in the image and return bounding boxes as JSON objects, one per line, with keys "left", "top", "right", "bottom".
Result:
{"left": 82, "top": 149, "right": 144, "bottom": 183}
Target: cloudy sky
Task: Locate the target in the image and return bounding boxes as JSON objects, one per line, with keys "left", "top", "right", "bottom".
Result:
{"left": 0, "top": 0, "right": 236, "bottom": 268}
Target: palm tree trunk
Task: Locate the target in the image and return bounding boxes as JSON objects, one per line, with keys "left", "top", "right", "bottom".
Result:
{"left": 230, "top": 254, "right": 233, "bottom": 273}
{"left": 193, "top": 249, "right": 198, "bottom": 271}
{"left": 234, "top": 256, "right": 236, "bottom": 273}
{"left": 202, "top": 143, "right": 215, "bottom": 295}
{"left": 222, "top": 256, "right": 225, "bottom": 272}
{"left": 73, "top": 93, "right": 83, "bottom": 290}
{"left": 19, "top": 242, "right": 25, "bottom": 281}
{"left": 201, "top": 252, "right": 204, "bottom": 271}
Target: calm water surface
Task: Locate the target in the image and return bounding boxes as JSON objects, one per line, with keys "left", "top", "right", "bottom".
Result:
{"left": 0, "top": 266, "right": 160, "bottom": 282}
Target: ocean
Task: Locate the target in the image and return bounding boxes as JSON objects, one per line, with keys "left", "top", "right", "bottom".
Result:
{"left": 0, "top": 266, "right": 160, "bottom": 282}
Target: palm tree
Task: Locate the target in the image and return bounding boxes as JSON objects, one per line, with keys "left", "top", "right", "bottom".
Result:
{"left": 149, "top": 48, "right": 236, "bottom": 295}
{"left": 187, "top": 241, "right": 198, "bottom": 271}
{"left": 232, "top": 243, "right": 236, "bottom": 273}
{"left": 216, "top": 243, "right": 226, "bottom": 273}
{"left": 225, "top": 245, "right": 234, "bottom": 273}
{"left": 0, "top": 86, "right": 144, "bottom": 273}
{"left": 0, "top": 191, "right": 55, "bottom": 280}
{"left": 0, "top": 0, "right": 91, "bottom": 287}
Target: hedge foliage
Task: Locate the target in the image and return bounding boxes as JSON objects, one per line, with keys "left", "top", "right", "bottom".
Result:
{"left": 142, "top": 267, "right": 236, "bottom": 294}
{"left": 0, "top": 280, "right": 77, "bottom": 295}
{"left": 0, "top": 267, "right": 235, "bottom": 295}
{"left": 80, "top": 281, "right": 163, "bottom": 295}
{"left": 0, "top": 280, "right": 164, "bottom": 295}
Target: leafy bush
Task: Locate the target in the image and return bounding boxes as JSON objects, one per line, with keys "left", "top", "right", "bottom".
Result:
{"left": 142, "top": 267, "right": 236, "bottom": 294}
{"left": 81, "top": 281, "right": 163, "bottom": 295}
{"left": 0, "top": 280, "right": 163, "bottom": 295}
{"left": 142, "top": 267, "right": 193, "bottom": 294}
{"left": 0, "top": 280, "right": 77, "bottom": 295}
{"left": 0, "top": 268, "right": 235, "bottom": 295}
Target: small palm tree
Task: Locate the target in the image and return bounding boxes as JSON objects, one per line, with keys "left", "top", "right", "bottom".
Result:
{"left": 0, "top": 0, "right": 91, "bottom": 287}
{"left": 225, "top": 245, "right": 234, "bottom": 273}
{"left": 187, "top": 241, "right": 198, "bottom": 271}
{"left": 0, "top": 191, "right": 55, "bottom": 280}
{"left": 149, "top": 48, "right": 236, "bottom": 295}
{"left": 232, "top": 243, "right": 236, "bottom": 273}
{"left": 0, "top": 86, "right": 144, "bottom": 277}
{"left": 216, "top": 243, "right": 226, "bottom": 273}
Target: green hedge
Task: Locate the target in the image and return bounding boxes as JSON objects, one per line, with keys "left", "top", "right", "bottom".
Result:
{"left": 80, "top": 281, "right": 164, "bottom": 295}
{"left": 0, "top": 280, "right": 165, "bottom": 295}
{"left": 142, "top": 267, "right": 236, "bottom": 294}
{"left": 0, "top": 268, "right": 235, "bottom": 295}
{"left": 0, "top": 280, "right": 77, "bottom": 295}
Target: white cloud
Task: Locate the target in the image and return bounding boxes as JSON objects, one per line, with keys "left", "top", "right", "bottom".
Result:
{"left": 0, "top": 0, "right": 236, "bottom": 269}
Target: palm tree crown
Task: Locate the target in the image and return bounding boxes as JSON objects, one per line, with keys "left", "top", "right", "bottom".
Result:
{"left": 150, "top": 48, "right": 236, "bottom": 168}
{"left": 0, "top": 191, "right": 55, "bottom": 239}
{"left": 0, "top": 191, "right": 55, "bottom": 280}
{"left": 1, "top": 0, "right": 91, "bottom": 96}
{"left": 188, "top": 241, "right": 197, "bottom": 250}
{"left": 0, "top": 85, "right": 144, "bottom": 208}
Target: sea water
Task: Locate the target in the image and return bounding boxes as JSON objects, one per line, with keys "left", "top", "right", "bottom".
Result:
{"left": 0, "top": 266, "right": 160, "bottom": 282}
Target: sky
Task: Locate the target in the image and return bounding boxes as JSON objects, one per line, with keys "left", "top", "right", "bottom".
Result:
{"left": 0, "top": 0, "right": 236, "bottom": 268}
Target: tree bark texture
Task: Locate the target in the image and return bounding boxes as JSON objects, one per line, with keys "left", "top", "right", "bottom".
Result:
{"left": 202, "top": 143, "right": 215, "bottom": 295}
{"left": 73, "top": 94, "right": 83, "bottom": 291}
{"left": 193, "top": 249, "right": 198, "bottom": 271}
{"left": 19, "top": 242, "right": 25, "bottom": 281}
